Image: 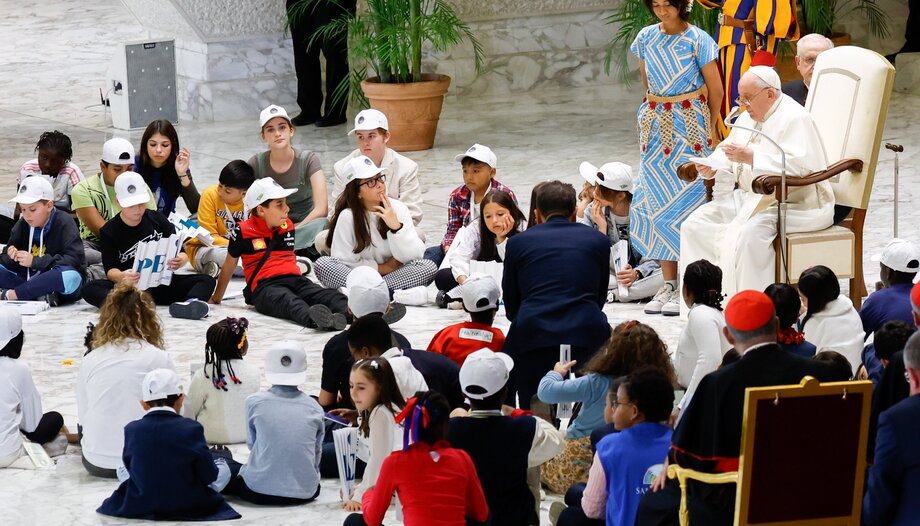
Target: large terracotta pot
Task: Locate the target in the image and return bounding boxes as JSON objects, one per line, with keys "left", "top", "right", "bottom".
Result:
{"left": 777, "top": 33, "right": 852, "bottom": 83}
{"left": 360, "top": 74, "right": 451, "bottom": 152}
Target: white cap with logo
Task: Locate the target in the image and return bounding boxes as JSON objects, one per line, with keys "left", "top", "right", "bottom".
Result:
{"left": 142, "top": 368, "right": 183, "bottom": 402}
{"left": 872, "top": 238, "right": 920, "bottom": 273}
{"left": 265, "top": 341, "right": 308, "bottom": 386}
{"left": 114, "top": 172, "right": 151, "bottom": 208}
{"left": 342, "top": 155, "right": 385, "bottom": 186}
{"left": 0, "top": 307, "right": 22, "bottom": 350}
{"left": 348, "top": 109, "right": 389, "bottom": 135}
{"left": 243, "top": 177, "right": 297, "bottom": 212}
{"left": 579, "top": 161, "right": 635, "bottom": 193}
{"left": 11, "top": 176, "right": 55, "bottom": 205}
{"left": 102, "top": 137, "right": 136, "bottom": 165}
{"left": 259, "top": 104, "right": 292, "bottom": 128}
{"left": 459, "top": 349, "right": 514, "bottom": 400}
{"left": 454, "top": 144, "right": 497, "bottom": 168}
{"left": 346, "top": 266, "right": 390, "bottom": 317}
{"left": 461, "top": 274, "right": 501, "bottom": 312}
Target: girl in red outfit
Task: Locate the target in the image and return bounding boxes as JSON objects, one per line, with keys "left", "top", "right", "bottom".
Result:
{"left": 343, "top": 391, "right": 489, "bottom": 526}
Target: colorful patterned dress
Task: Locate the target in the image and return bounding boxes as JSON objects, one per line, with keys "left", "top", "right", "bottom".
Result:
{"left": 629, "top": 24, "right": 719, "bottom": 261}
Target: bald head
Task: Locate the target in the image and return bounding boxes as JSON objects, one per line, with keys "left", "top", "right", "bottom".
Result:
{"left": 796, "top": 34, "right": 834, "bottom": 87}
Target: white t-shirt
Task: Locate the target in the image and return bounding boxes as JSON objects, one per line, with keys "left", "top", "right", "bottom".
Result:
{"left": 674, "top": 304, "right": 731, "bottom": 415}
{"left": 76, "top": 339, "right": 175, "bottom": 469}
{"left": 0, "top": 357, "right": 43, "bottom": 459}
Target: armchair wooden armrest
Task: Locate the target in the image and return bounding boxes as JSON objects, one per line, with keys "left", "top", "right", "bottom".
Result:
{"left": 667, "top": 464, "right": 739, "bottom": 526}
{"left": 677, "top": 162, "right": 700, "bottom": 183}
{"left": 751, "top": 158, "right": 865, "bottom": 199}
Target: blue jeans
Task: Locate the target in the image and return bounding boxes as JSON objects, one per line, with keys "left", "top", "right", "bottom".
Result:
{"left": 0, "top": 265, "right": 82, "bottom": 302}
{"left": 423, "top": 245, "right": 445, "bottom": 266}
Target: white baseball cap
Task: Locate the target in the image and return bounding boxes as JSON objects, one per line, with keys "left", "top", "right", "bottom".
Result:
{"left": 872, "top": 239, "right": 920, "bottom": 273}
{"left": 579, "top": 161, "right": 635, "bottom": 193}
{"left": 259, "top": 104, "right": 292, "bottom": 128}
{"left": 142, "top": 368, "right": 183, "bottom": 402}
{"left": 102, "top": 137, "right": 135, "bottom": 165}
{"left": 348, "top": 109, "right": 389, "bottom": 135}
{"left": 346, "top": 267, "right": 390, "bottom": 317}
{"left": 243, "top": 177, "right": 297, "bottom": 212}
{"left": 264, "top": 341, "right": 308, "bottom": 386}
{"left": 459, "top": 349, "right": 514, "bottom": 400}
{"left": 461, "top": 274, "right": 501, "bottom": 312}
{"left": 11, "top": 176, "right": 54, "bottom": 204}
{"left": 114, "top": 171, "right": 151, "bottom": 208}
{"left": 0, "top": 307, "right": 23, "bottom": 350}
{"left": 454, "top": 144, "right": 497, "bottom": 168}
{"left": 342, "top": 155, "right": 385, "bottom": 186}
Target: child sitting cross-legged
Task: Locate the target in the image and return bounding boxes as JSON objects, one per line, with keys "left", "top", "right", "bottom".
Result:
{"left": 428, "top": 274, "right": 505, "bottom": 366}
{"left": 182, "top": 317, "right": 260, "bottom": 444}
{"left": 0, "top": 176, "right": 84, "bottom": 304}
{"left": 555, "top": 366, "right": 674, "bottom": 526}
{"left": 343, "top": 391, "right": 490, "bottom": 526}
{"left": 97, "top": 368, "right": 240, "bottom": 521}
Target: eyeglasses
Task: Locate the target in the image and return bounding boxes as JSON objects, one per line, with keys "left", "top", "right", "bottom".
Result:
{"left": 735, "top": 87, "right": 769, "bottom": 108}
{"left": 612, "top": 398, "right": 635, "bottom": 409}
{"left": 800, "top": 55, "right": 819, "bottom": 65}
{"left": 360, "top": 175, "right": 386, "bottom": 188}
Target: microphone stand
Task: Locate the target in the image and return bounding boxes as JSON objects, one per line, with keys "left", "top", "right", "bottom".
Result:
{"left": 723, "top": 104, "right": 790, "bottom": 282}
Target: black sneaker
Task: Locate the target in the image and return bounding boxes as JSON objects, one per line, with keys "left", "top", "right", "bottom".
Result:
{"left": 169, "top": 299, "right": 210, "bottom": 320}
{"left": 382, "top": 302, "right": 407, "bottom": 324}
{"left": 315, "top": 115, "right": 347, "bottom": 128}
{"left": 45, "top": 292, "right": 61, "bottom": 307}
{"left": 309, "top": 304, "right": 347, "bottom": 331}
{"left": 290, "top": 113, "right": 319, "bottom": 126}
{"left": 436, "top": 290, "right": 450, "bottom": 309}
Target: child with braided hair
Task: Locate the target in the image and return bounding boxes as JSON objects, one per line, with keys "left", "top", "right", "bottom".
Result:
{"left": 183, "top": 317, "right": 260, "bottom": 444}
{"left": 672, "top": 259, "right": 731, "bottom": 423}
{"left": 343, "top": 390, "right": 489, "bottom": 526}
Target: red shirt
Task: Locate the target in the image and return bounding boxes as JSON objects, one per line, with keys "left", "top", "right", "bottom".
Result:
{"left": 227, "top": 215, "right": 299, "bottom": 293}
{"left": 361, "top": 441, "right": 489, "bottom": 526}
{"left": 427, "top": 322, "right": 505, "bottom": 367}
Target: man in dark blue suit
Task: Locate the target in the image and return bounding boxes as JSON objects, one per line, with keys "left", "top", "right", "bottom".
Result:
{"left": 97, "top": 369, "right": 239, "bottom": 521}
{"left": 863, "top": 331, "right": 920, "bottom": 526}
{"left": 502, "top": 180, "right": 610, "bottom": 408}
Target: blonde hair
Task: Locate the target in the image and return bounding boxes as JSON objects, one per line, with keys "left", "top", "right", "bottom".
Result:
{"left": 93, "top": 280, "right": 165, "bottom": 349}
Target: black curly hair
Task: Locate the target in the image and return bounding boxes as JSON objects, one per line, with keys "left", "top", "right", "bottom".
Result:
{"left": 683, "top": 259, "right": 725, "bottom": 310}
{"left": 35, "top": 130, "right": 73, "bottom": 161}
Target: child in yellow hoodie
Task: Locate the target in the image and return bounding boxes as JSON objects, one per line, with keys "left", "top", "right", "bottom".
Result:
{"left": 187, "top": 161, "right": 254, "bottom": 277}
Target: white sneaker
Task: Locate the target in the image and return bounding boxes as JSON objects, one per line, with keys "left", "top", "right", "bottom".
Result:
{"left": 392, "top": 286, "right": 429, "bottom": 306}
{"left": 201, "top": 261, "right": 220, "bottom": 278}
{"left": 644, "top": 283, "right": 675, "bottom": 314}
{"left": 296, "top": 256, "right": 313, "bottom": 276}
{"left": 662, "top": 288, "right": 681, "bottom": 316}
{"left": 42, "top": 433, "right": 68, "bottom": 457}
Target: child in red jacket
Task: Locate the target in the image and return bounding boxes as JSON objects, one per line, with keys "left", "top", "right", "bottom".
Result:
{"left": 343, "top": 391, "right": 489, "bottom": 526}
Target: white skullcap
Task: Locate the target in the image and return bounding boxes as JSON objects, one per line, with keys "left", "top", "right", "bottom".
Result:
{"left": 747, "top": 66, "right": 781, "bottom": 90}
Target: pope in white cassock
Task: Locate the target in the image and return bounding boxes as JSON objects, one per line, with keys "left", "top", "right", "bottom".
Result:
{"left": 679, "top": 66, "right": 834, "bottom": 297}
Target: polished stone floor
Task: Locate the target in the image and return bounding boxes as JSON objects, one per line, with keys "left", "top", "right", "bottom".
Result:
{"left": 1, "top": 0, "right": 919, "bottom": 524}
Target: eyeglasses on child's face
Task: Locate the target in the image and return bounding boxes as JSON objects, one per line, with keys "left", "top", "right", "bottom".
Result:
{"left": 360, "top": 175, "right": 386, "bottom": 188}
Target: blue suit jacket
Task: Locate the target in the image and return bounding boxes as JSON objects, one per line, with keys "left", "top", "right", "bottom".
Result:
{"left": 97, "top": 410, "right": 239, "bottom": 521}
{"left": 502, "top": 216, "right": 610, "bottom": 357}
{"left": 863, "top": 394, "right": 920, "bottom": 526}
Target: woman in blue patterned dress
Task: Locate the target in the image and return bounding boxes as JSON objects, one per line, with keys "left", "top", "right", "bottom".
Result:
{"left": 629, "top": 0, "right": 722, "bottom": 316}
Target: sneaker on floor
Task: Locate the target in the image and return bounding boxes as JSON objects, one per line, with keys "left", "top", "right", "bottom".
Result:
{"left": 42, "top": 433, "right": 68, "bottom": 458}
{"left": 549, "top": 501, "right": 567, "bottom": 526}
{"left": 296, "top": 256, "right": 313, "bottom": 276}
{"left": 644, "top": 282, "right": 675, "bottom": 314}
{"left": 447, "top": 300, "right": 465, "bottom": 310}
{"left": 201, "top": 261, "right": 220, "bottom": 278}
{"left": 382, "top": 302, "right": 407, "bottom": 324}
{"left": 309, "top": 304, "right": 347, "bottom": 331}
{"left": 392, "top": 286, "right": 429, "bottom": 306}
{"left": 436, "top": 290, "right": 450, "bottom": 309}
{"left": 662, "top": 289, "right": 681, "bottom": 316}
{"left": 169, "top": 299, "right": 210, "bottom": 320}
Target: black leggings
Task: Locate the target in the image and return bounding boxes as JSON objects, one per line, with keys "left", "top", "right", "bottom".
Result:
{"left": 82, "top": 274, "right": 215, "bottom": 308}
{"left": 557, "top": 483, "right": 605, "bottom": 526}
{"left": 434, "top": 267, "right": 459, "bottom": 293}
{"left": 24, "top": 411, "right": 64, "bottom": 444}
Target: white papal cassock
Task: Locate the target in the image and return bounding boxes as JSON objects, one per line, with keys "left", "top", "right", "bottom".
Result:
{"left": 679, "top": 94, "right": 834, "bottom": 298}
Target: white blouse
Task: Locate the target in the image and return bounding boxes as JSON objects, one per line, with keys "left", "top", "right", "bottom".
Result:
{"left": 330, "top": 198, "right": 425, "bottom": 268}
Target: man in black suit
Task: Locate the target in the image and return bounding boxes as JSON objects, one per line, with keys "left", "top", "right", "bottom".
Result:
{"left": 781, "top": 33, "right": 834, "bottom": 106}
{"left": 636, "top": 290, "right": 846, "bottom": 526}
{"left": 502, "top": 180, "right": 610, "bottom": 409}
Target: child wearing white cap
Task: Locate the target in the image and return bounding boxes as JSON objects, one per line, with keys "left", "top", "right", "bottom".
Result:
{"left": 577, "top": 161, "right": 664, "bottom": 304}
{"left": 315, "top": 155, "right": 436, "bottom": 299}
{"left": 222, "top": 341, "right": 325, "bottom": 505}
{"left": 79, "top": 171, "right": 215, "bottom": 320}
{"left": 0, "top": 307, "right": 70, "bottom": 468}
{"left": 317, "top": 109, "right": 424, "bottom": 255}
{"left": 0, "top": 176, "right": 85, "bottom": 304}
{"left": 97, "top": 368, "right": 240, "bottom": 521}
{"left": 209, "top": 177, "right": 351, "bottom": 331}
{"left": 71, "top": 137, "right": 157, "bottom": 280}
{"left": 428, "top": 274, "right": 506, "bottom": 366}
{"left": 248, "top": 104, "right": 329, "bottom": 253}
{"left": 860, "top": 238, "right": 920, "bottom": 336}
{"left": 449, "top": 349, "right": 564, "bottom": 526}
{"left": 425, "top": 144, "right": 517, "bottom": 268}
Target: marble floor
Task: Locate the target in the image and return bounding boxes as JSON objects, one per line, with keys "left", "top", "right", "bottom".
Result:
{"left": 1, "top": 0, "right": 919, "bottom": 524}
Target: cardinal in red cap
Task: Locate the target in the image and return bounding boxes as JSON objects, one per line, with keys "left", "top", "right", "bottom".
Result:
{"left": 724, "top": 290, "right": 776, "bottom": 333}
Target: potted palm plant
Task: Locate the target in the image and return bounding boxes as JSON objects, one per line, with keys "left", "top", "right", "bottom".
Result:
{"left": 288, "top": 0, "right": 484, "bottom": 151}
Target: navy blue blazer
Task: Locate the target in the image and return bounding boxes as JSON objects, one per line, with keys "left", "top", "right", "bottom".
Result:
{"left": 97, "top": 410, "right": 240, "bottom": 521}
{"left": 502, "top": 216, "right": 610, "bottom": 357}
{"left": 863, "top": 394, "right": 920, "bottom": 526}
